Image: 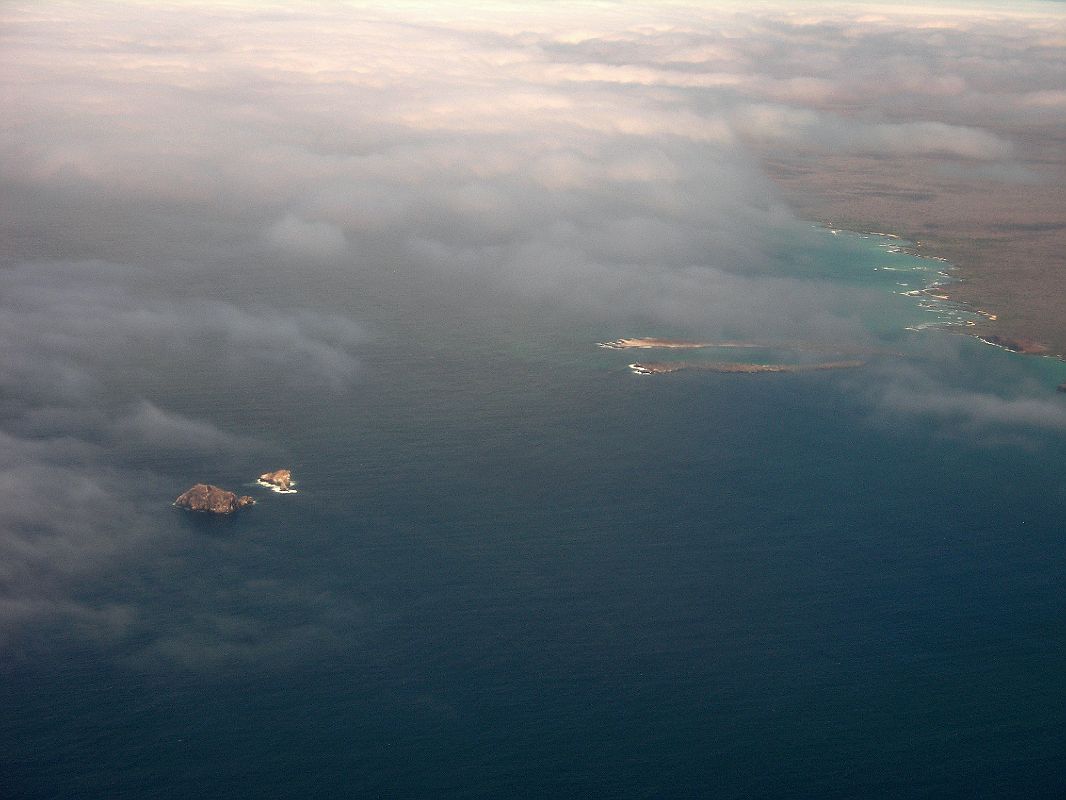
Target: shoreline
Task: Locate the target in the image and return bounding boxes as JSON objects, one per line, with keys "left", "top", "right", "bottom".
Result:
{"left": 759, "top": 144, "right": 1066, "bottom": 361}
{"left": 822, "top": 223, "right": 1065, "bottom": 363}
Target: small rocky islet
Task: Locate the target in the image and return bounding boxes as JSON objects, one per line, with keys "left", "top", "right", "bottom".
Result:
{"left": 174, "top": 483, "right": 255, "bottom": 514}
{"left": 257, "top": 468, "right": 295, "bottom": 492}
{"left": 174, "top": 468, "right": 295, "bottom": 514}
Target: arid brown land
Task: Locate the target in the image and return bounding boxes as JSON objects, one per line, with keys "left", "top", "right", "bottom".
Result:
{"left": 758, "top": 128, "right": 1066, "bottom": 356}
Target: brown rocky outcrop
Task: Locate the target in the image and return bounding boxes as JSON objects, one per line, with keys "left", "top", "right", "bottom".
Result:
{"left": 1057, "top": 382, "right": 1066, "bottom": 394}
{"left": 257, "top": 469, "right": 293, "bottom": 491}
{"left": 174, "top": 483, "right": 255, "bottom": 514}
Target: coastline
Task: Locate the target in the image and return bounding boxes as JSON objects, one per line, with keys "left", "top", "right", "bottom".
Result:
{"left": 821, "top": 222, "right": 1065, "bottom": 363}
{"left": 760, "top": 147, "right": 1066, "bottom": 361}
{"left": 604, "top": 228, "right": 1066, "bottom": 388}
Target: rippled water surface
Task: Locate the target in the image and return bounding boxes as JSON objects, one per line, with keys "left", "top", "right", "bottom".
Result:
{"left": 4, "top": 231, "right": 1066, "bottom": 799}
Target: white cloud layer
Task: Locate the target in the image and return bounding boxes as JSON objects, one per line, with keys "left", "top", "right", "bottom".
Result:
{"left": 0, "top": 259, "right": 364, "bottom": 651}
{"left": 1, "top": 0, "right": 1063, "bottom": 663}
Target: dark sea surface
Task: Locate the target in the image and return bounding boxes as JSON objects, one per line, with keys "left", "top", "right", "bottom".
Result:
{"left": 4, "top": 232, "right": 1066, "bottom": 798}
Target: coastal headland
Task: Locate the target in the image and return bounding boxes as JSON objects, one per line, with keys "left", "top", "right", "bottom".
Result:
{"left": 975, "top": 335, "right": 1051, "bottom": 356}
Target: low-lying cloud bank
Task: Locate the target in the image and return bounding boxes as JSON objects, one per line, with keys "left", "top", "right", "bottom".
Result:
{"left": 863, "top": 352, "right": 1066, "bottom": 441}
{"left": 2, "top": 0, "right": 1063, "bottom": 662}
{"left": 0, "top": 259, "right": 364, "bottom": 651}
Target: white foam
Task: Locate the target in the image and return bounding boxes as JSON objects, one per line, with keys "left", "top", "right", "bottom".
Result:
{"left": 256, "top": 479, "right": 298, "bottom": 494}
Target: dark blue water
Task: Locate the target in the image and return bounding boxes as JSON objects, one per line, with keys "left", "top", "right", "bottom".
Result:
{"left": 4, "top": 233, "right": 1066, "bottom": 798}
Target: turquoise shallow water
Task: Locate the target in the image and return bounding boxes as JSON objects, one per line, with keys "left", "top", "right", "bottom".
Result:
{"left": 4, "top": 230, "right": 1066, "bottom": 798}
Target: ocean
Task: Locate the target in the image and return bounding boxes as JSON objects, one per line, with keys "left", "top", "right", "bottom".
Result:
{"left": 4, "top": 227, "right": 1066, "bottom": 799}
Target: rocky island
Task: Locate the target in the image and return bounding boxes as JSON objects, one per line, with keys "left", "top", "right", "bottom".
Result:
{"left": 629, "top": 360, "right": 865, "bottom": 375}
{"left": 174, "top": 484, "right": 255, "bottom": 514}
{"left": 600, "top": 337, "right": 714, "bottom": 350}
{"left": 257, "top": 469, "right": 296, "bottom": 493}
{"left": 599, "top": 337, "right": 764, "bottom": 350}
{"left": 600, "top": 336, "right": 878, "bottom": 376}
{"left": 600, "top": 337, "right": 893, "bottom": 357}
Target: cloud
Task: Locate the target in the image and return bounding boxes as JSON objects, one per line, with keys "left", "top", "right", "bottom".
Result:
{"left": 266, "top": 214, "right": 348, "bottom": 260}
{"left": 883, "top": 382, "right": 1066, "bottom": 431}
{"left": 731, "top": 105, "right": 1014, "bottom": 160}
{"left": 2, "top": 0, "right": 1063, "bottom": 665}
{"left": 858, "top": 351, "right": 1066, "bottom": 437}
{"left": 1020, "top": 89, "right": 1066, "bottom": 108}
{"left": 0, "top": 258, "right": 365, "bottom": 653}
{"left": 113, "top": 401, "right": 251, "bottom": 454}
{"left": 0, "top": 260, "right": 365, "bottom": 400}
{"left": 0, "top": 427, "right": 152, "bottom": 648}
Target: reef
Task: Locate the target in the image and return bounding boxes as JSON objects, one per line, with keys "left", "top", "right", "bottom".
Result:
{"left": 174, "top": 484, "right": 255, "bottom": 514}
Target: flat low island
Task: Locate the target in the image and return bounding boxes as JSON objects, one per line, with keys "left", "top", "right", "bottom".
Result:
{"left": 628, "top": 360, "right": 865, "bottom": 375}
{"left": 602, "top": 337, "right": 867, "bottom": 376}
{"left": 599, "top": 337, "right": 756, "bottom": 350}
